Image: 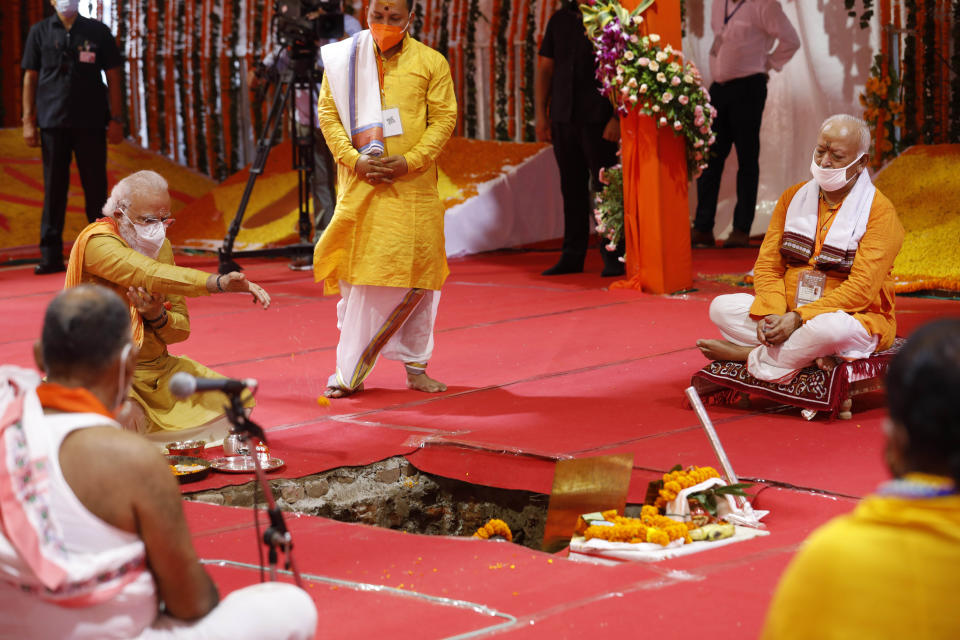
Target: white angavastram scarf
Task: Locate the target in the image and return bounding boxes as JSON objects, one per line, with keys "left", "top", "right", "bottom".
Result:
{"left": 320, "top": 31, "right": 385, "bottom": 157}
{"left": 780, "top": 170, "right": 876, "bottom": 273}
{"left": 0, "top": 366, "right": 145, "bottom": 606}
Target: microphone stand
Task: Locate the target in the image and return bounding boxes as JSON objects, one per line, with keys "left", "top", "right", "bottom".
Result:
{"left": 223, "top": 393, "right": 303, "bottom": 587}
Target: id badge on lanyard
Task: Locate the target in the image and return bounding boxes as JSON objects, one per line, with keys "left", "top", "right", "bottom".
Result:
{"left": 795, "top": 270, "right": 826, "bottom": 307}
{"left": 382, "top": 107, "right": 403, "bottom": 137}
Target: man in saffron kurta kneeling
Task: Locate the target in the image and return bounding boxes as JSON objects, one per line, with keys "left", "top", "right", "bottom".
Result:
{"left": 314, "top": 0, "right": 457, "bottom": 398}
{"left": 697, "top": 114, "right": 904, "bottom": 382}
{"left": 66, "top": 170, "right": 272, "bottom": 444}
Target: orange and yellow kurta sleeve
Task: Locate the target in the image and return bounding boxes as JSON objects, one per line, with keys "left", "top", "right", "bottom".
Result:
{"left": 82, "top": 234, "right": 210, "bottom": 297}
{"left": 795, "top": 192, "right": 903, "bottom": 349}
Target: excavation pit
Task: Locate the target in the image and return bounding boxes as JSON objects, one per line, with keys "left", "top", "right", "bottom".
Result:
{"left": 185, "top": 456, "right": 551, "bottom": 549}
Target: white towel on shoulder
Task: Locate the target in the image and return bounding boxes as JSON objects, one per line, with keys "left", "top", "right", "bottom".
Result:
{"left": 780, "top": 170, "right": 876, "bottom": 272}
{"left": 320, "top": 30, "right": 385, "bottom": 157}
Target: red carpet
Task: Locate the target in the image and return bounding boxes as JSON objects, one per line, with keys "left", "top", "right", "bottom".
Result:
{"left": 2, "top": 246, "right": 957, "bottom": 638}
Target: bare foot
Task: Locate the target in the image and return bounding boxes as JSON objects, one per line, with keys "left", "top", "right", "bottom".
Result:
{"left": 696, "top": 339, "right": 754, "bottom": 362}
{"left": 324, "top": 383, "right": 363, "bottom": 398}
{"left": 406, "top": 371, "right": 447, "bottom": 393}
{"left": 815, "top": 356, "right": 842, "bottom": 373}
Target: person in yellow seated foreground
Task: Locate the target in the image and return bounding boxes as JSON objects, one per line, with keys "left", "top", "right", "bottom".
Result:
{"left": 65, "top": 170, "right": 271, "bottom": 444}
{"left": 762, "top": 317, "right": 960, "bottom": 638}
{"left": 698, "top": 114, "right": 904, "bottom": 382}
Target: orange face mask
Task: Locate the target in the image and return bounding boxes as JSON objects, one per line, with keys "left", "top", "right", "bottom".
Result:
{"left": 369, "top": 22, "right": 407, "bottom": 52}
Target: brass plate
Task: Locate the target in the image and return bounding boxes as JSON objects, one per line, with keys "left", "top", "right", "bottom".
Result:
{"left": 541, "top": 454, "right": 634, "bottom": 553}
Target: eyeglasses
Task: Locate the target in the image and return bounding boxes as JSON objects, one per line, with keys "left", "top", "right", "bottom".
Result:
{"left": 119, "top": 207, "right": 175, "bottom": 228}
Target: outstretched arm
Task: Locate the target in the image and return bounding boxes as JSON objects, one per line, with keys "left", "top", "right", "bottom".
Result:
{"left": 83, "top": 235, "right": 270, "bottom": 308}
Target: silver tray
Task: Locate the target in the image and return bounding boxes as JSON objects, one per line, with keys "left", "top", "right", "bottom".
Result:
{"left": 209, "top": 455, "right": 285, "bottom": 473}
{"left": 166, "top": 455, "right": 212, "bottom": 484}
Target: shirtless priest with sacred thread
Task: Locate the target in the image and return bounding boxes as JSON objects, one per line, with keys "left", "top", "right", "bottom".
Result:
{"left": 313, "top": 0, "right": 457, "bottom": 398}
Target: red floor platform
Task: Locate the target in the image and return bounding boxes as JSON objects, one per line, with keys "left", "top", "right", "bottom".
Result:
{"left": 1, "top": 246, "right": 956, "bottom": 638}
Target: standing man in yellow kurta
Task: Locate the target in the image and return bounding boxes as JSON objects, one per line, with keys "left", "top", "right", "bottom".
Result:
{"left": 314, "top": 0, "right": 457, "bottom": 398}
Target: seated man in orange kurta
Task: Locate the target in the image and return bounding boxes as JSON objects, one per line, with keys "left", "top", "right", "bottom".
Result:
{"left": 697, "top": 114, "right": 904, "bottom": 382}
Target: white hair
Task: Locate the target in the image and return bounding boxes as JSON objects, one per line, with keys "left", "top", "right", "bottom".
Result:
{"left": 102, "top": 170, "right": 169, "bottom": 218}
{"left": 819, "top": 114, "right": 871, "bottom": 155}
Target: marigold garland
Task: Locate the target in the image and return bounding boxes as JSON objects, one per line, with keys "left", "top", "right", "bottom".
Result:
{"left": 861, "top": 54, "right": 904, "bottom": 168}
{"left": 654, "top": 465, "right": 721, "bottom": 509}
{"left": 473, "top": 519, "right": 513, "bottom": 542}
{"left": 582, "top": 506, "right": 696, "bottom": 547}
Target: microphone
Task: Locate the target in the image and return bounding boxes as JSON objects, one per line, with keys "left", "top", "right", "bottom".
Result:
{"left": 169, "top": 372, "right": 258, "bottom": 398}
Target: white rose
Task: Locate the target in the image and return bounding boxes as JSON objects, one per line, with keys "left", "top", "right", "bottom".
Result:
{"left": 657, "top": 72, "right": 666, "bottom": 83}
{"left": 649, "top": 33, "right": 661, "bottom": 43}
{"left": 649, "top": 61, "right": 660, "bottom": 72}
{"left": 659, "top": 116, "right": 668, "bottom": 126}
{"left": 624, "top": 50, "right": 635, "bottom": 61}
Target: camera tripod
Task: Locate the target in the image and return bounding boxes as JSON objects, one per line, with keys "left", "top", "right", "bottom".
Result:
{"left": 218, "top": 54, "right": 331, "bottom": 274}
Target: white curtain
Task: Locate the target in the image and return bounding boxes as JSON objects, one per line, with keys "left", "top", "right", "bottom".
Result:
{"left": 682, "top": 0, "right": 879, "bottom": 239}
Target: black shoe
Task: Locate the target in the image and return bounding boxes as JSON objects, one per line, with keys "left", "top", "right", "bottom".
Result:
{"left": 541, "top": 258, "right": 584, "bottom": 276}
{"left": 691, "top": 229, "right": 716, "bottom": 248}
{"left": 722, "top": 229, "right": 750, "bottom": 248}
{"left": 601, "top": 264, "right": 626, "bottom": 277}
{"left": 34, "top": 262, "right": 65, "bottom": 275}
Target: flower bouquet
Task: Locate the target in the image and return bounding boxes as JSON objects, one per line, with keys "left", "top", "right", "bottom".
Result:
{"left": 580, "top": 0, "right": 717, "bottom": 177}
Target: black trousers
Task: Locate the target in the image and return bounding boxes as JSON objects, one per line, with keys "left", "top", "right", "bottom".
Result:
{"left": 39, "top": 127, "right": 108, "bottom": 265}
{"left": 551, "top": 120, "right": 619, "bottom": 264}
{"left": 694, "top": 73, "right": 768, "bottom": 235}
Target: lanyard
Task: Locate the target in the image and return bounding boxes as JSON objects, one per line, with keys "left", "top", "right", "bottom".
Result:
{"left": 724, "top": 0, "right": 746, "bottom": 25}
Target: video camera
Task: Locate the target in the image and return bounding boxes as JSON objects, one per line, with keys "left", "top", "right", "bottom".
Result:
{"left": 274, "top": 0, "right": 345, "bottom": 49}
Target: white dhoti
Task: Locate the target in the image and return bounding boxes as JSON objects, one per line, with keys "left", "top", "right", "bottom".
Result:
{"left": 141, "top": 582, "right": 316, "bottom": 639}
{"left": 709, "top": 293, "right": 879, "bottom": 383}
{"left": 331, "top": 281, "right": 441, "bottom": 390}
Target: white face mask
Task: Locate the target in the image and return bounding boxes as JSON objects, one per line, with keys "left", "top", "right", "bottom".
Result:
{"left": 117, "top": 210, "right": 166, "bottom": 259}
{"left": 56, "top": 0, "right": 80, "bottom": 18}
{"left": 113, "top": 342, "right": 133, "bottom": 412}
{"left": 810, "top": 152, "right": 864, "bottom": 192}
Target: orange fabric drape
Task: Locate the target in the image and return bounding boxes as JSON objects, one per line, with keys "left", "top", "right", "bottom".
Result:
{"left": 611, "top": 0, "right": 692, "bottom": 294}
{"left": 64, "top": 219, "right": 145, "bottom": 348}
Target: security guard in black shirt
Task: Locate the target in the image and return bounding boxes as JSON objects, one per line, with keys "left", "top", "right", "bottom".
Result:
{"left": 21, "top": 0, "right": 124, "bottom": 275}
{"left": 536, "top": 0, "right": 623, "bottom": 277}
